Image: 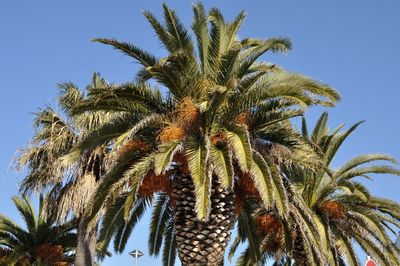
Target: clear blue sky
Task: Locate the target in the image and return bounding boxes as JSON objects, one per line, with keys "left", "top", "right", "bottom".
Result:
{"left": 1, "top": 1, "right": 399, "bottom": 265}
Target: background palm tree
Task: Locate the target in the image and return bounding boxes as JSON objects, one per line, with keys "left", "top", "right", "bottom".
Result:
{"left": 231, "top": 113, "right": 400, "bottom": 265}
{"left": 69, "top": 3, "right": 340, "bottom": 265}
{"left": 0, "top": 195, "right": 76, "bottom": 265}
{"left": 17, "top": 73, "right": 117, "bottom": 265}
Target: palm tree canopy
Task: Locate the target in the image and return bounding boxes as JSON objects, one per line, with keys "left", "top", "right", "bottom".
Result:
{"left": 17, "top": 73, "right": 119, "bottom": 222}
{"left": 0, "top": 195, "right": 77, "bottom": 265}
{"left": 232, "top": 113, "right": 400, "bottom": 265}
{"left": 297, "top": 113, "right": 400, "bottom": 265}
{"left": 69, "top": 3, "right": 340, "bottom": 228}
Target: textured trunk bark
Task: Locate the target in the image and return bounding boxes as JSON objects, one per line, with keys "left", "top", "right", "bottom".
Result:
{"left": 75, "top": 220, "right": 98, "bottom": 266}
{"left": 292, "top": 233, "right": 308, "bottom": 266}
{"left": 172, "top": 174, "right": 235, "bottom": 266}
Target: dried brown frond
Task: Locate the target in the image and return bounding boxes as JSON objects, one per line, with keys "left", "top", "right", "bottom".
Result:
{"left": 46, "top": 173, "right": 97, "bottom": 221}
{"left": 15, "top": 256, "right": 30, "bottom": 266}
{"left": 138, "top": 170, "right": 172, "bottom": 197}
{"left": 158, "top": 125, "right": 185, "bottom": 142}
{"left": 320, "top": 200, "right": 346, "bottom": 219}
{"left": 118, "top": 140, "right": 149, "bottom": 157}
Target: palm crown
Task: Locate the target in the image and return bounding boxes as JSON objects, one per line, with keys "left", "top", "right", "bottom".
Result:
{"left": 232, "top": 113, "right": 400, "bottom": 265}
{"left": 296, "top": 113, "right": 400, "bottom": 265}
{"left": 0, "top": 195, "right": 76, "bottom": 265}
{"left": 75, "top": 2, "right": 340, "bottom": 219}
{"left": 68, "top": 3, "right": 340, "bottom": 265}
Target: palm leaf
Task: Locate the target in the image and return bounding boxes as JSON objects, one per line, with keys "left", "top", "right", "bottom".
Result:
{"left": 148, "top": 194, "right": 172, "bottom": 256}
{"left": 154, "top": 141, "right": 181, "bottom": 175}
{"left": 226, "top": 125, "right": 252, "bottom": 171}
{"left": 250, "top": 151, "right": 274, "bottom": 209}
{"left": 185, "top": 137, "right": 211, "bottom": 221}
{"left": 161, "top": 217, "right": 176, "bottom": 266}
{"left": 93, "top": 38, "right": 157, "bottom": 67}
{"left": 191, "top": 2, "right": 209, "bottom": 73}
{"left": 209, "top": 143, "right": 234, "bottom": 189}
{"left": 162, "top": 4, "right": 194, "bottom": 53}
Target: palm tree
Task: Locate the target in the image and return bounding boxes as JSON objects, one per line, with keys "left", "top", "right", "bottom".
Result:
{"left": 232, "top": 113, "right": 400, "bottom": 265}
{"left": 69, "top": 3, "right": 340, "bottom": 265}
{"left": 17, "top": 73, "right": 117, "bottom": 265}
{"left": 0, "top": 195, "right": 76, "bottom": 265}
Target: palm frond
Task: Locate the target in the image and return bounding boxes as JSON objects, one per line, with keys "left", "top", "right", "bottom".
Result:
{"left": 148, "top": 194, "right": 172, "bottom": 256}
{"left": 162, "top": 4, "right": 194, "bottom": 53}
{"left": 185, "top": 137, "right": 211, "bottom": 221}
{"left": 191, "top": 2, "right": 209, "bottom": 73}
{"left": 209, "top": 143, "right": 234, "bottom": 189}
{"left": 114, "top": 197, "right": 150, "bottom": 252}
{"left": 155, "top": 141, "right": 181, "bottom": 175}
{"left": 93, "top": 38, "right": 157, "bottom": 67}
{"left": 249, "top": 151, "right": 274, "bottom": 210}
{"left": 226, "top": 125, "right": 252, "bottom": 172}
{"left": 161, "top": 217, "right": 176, "bottom": 266}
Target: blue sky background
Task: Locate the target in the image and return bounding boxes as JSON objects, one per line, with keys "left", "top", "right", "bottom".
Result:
{"left": 1, "top": 1, "right": 399, "bottom": 265}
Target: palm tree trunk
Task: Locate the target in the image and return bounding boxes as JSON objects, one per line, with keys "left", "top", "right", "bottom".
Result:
{"left": 172, "top": 174, "right": 235, "bottom": 266}
{"left": 75, "top": 220, "right": 98, "bottom": 266}
{"left": 292, "top": 233, "right": 308, "bottom": 266}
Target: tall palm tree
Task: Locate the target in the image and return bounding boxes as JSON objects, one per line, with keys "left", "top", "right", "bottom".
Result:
{"left": 0, "top": 195, "right": 76, "bottom": 265}
{"left": 232, "top": 113, "right": 400, "bottom": 265}
{"left": 70, "top": 3, "right": 340, "bottom": 265}
{"left": 17, "top": 73, "right": 117, "bottom": 265}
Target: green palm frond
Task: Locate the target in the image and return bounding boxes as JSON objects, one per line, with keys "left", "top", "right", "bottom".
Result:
{"left": 237, "top": 38, "right": 292, "bottom": 78}
{"left": 11, "top": 196, "right": 37, "bottom": 234}
{"left": 228, "top": 235, "right": 241, "bottom": 262}
{"left": 185, "top": 137, "right": 211, "bottom": 221}
{"left": 155, "top": 141, "right": 181, "bottom": 175}
{"left": 142, "top": 10, "right": 175, "bottom": 53}
{"left": 162, "top": 4, "right": 194, "bottom": 53}
{"left": 58, "top": 81, "right": 85, "bottom": 113}
{"left": 191, "top": 2, "right": 209, "bottom": 73}
{"left": 93, "top": 38, "right": 157, "bottom": 67}
{"left": 114, "top": 197, "right": 150, "bottom": 253}
{"left": 310, "top": 112, "right": 329, "bottom": 144}
{"left": 148, "top": 194, "right": 172, "bottom": 256}
{"left": 334, "top": 154, "right": 398, "bottom": 179}
{"left": 324, "top": 120, "right": 364, "bottom": 165}
{"left": 209, "top": 143, "right": 234, "bottom": 189}
{"left": 161, "top": 217, "right": 176, "bottom": 266}
{"left": 235, "top": 202, "right": 262, "bottom": 263}
{"left": 337, "top": 165, "right": 400, "bottom": 182}
{"left": 250, "top": 151, "right": 274, "bottom": 209}
{"left": 226, "top": 125, "right": 252, "bottom": 172}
